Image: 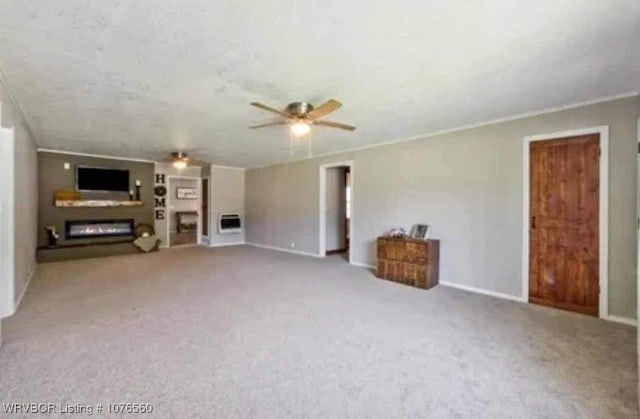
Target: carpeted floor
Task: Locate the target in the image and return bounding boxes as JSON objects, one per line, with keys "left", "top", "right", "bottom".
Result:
{"left": 0, "top": 246, "right": 637, "bottom": 418}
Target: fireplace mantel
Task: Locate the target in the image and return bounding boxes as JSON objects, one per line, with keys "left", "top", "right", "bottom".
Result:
{"left": 54, "top": 200, "right": 143, "bottom": 207}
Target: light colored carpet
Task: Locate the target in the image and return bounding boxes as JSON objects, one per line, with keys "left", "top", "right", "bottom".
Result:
{"left": 0, "top": 245, "right": 636, "bottom": 418}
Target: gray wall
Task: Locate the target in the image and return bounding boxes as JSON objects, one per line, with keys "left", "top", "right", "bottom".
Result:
{"left": 38, "top": 152, "right": 154, "bottom": 247}
{"left": 246, "top": 96, "right": 640, "bottom": 319}
{"left": 209, "top": 166, "right": 245, "bottom": 246}
{"left": 326, "top": 167, "right": 347, "bottom": 252}
{"left": 0, "top": 78, "right": 37, "bottom": 316}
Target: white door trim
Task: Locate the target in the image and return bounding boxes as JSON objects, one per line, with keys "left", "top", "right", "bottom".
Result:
{"left": 166, "top": 175, "right": 202, "bottom": 247}
{"left": 522, "top": 125, "right": 609, "bottom": 319}
{"left": 319, "top": 161, "right": 354, "bottom": 263}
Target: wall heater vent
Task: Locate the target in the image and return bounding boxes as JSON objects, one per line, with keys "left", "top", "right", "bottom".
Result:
{"left": 218, "top": 213, "right": 242, "bottom": 234}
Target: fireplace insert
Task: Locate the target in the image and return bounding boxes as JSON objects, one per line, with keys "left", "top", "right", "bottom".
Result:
{"left": 65, "top": 219, "right": 135, "bottom": 239}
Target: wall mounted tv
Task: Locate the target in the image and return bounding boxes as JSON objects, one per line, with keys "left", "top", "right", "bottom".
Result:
{"left": 76, "top": 166, "right": 130, "bottom": 192}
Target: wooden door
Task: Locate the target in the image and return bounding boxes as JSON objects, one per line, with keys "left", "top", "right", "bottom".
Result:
{"left": 201, "top": 178, "right": 209, "bottom": 236}
{"left": 529, "top": 134, "right": 600, "bottom": 316}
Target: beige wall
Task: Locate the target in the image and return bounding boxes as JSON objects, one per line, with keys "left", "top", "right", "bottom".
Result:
{"left": 0, "top": 78, "right": 37, "bottom": 316}
{"left": 246, "top": 96, "right": 640, "bottom": 319}
{"left": 209, "top": 166, "right": 245, "bottom": 246}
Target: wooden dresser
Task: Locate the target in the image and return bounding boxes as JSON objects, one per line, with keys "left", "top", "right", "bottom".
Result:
{"left": 377, "top": 237, "right": 440, "bottom": 289}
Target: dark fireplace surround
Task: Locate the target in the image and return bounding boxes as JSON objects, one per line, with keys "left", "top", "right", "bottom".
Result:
{"left": 65, "top": 219, "right": 135, "bottom": 240}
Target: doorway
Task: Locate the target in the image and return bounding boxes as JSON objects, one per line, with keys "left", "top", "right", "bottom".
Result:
{"left": 319, "top": 161, "right": 353, "bottom": 263}
{"left": 522, "top": 127, "right": 608, "bottom": 318}
{"left": 167, "top": 176, "right": 200, "bottom": 247}
{"left": 201, "top": 177, "right": 209, "bottom": 239}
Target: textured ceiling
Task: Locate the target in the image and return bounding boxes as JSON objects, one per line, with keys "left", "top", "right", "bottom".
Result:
{"left": 0, "top": 1, "right": 638, "bottom": 168}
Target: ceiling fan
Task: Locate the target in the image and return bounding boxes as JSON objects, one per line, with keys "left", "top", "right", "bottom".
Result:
{"left": 249, "top": 99, "right": 356, "bottom": 136}
{"left": 161, "top": 151, "right": 207, "bottom": 169}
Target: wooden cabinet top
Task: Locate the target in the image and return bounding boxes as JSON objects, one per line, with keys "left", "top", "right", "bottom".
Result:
{"left": 377, "top": 236, "right": 438, "bottom": 244}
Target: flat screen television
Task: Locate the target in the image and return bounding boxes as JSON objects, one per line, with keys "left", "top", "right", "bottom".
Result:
{"left": 76, "top": 166, "right": 130, "bottom": 192}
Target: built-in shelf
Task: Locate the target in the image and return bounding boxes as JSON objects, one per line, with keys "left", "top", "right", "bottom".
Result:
{"left": 54, "top": 200, "right": 144, "bottom": 208}
{"left": 37, "top": 238, "right": 135, "bottom": 250}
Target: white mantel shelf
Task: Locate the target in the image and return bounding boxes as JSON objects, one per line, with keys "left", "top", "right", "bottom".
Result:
{"left": 54, "top": 200, "right": 144, "bottom": 208}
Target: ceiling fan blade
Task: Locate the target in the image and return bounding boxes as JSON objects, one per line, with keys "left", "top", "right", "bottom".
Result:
{"left": 307, "top": 99, "right": 342, "bottom": 119}
{"left": 250, "top": 121, "right": 288, "bottom": 129}
{"left": 314, "top": 120, "right": 356, "bottom": 131}
{"left": 250, "top": 102, "right": 292, "bottom": 118}
{"left": 188, "top": 159, "right": 209, "bottom": 166}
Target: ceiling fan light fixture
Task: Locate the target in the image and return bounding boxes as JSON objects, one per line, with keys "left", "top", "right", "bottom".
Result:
{"left": 173, "top": 160, "right": 187, "bottom": 169}
{"left": 290, "top": 121, "right": 311, "bottom": 137}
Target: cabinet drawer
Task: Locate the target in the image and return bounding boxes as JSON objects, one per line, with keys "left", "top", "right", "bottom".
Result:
{"left": 403, "top": 264, "right": 417, "bottom": 286}
{"left": 386, "top": 241, "right": 400, "bottom": 261}
{"left": 377, "top": 240, "right": 387, "bottom": 259}
{"left": 390, "top": 261, "right": 404, "bottom": 281}
{"left": 405, "top": 242, "right": 428, "bottom": 263}
{"left": 413, "top": 266, "right": 428, "bottom": 288}
{"left": 378, "top": 240, "right": 409, "bottom": 262}
{"left": 378, "top": 260, "right": 402, "bottom": 281}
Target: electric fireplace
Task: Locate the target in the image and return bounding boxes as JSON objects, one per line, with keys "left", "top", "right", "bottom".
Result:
{"left": 65, "top": 219, "right": 135, "bottom": 240}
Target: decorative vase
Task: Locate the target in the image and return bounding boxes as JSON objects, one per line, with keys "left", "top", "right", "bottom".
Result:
{"left": 45, "top": 228, "right": 58, "bottom": 247}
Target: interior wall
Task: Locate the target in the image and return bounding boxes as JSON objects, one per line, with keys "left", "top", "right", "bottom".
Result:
{"left": 0, "top": 127, "right": 15, "bottom": 320}
{"left": 326, "top": 167, "right": 347, "bottom": 252}
{"left": 154, "top": 163, "right": 201, "bottom": 247}
{"left": 168, "top": 178, "right": 198, "bottom": 233}
{"left": 38, "top": 152, "right": 154, "bottom": 246}
{"left": 246, "top": 96, "right": 640, "bottom": 320}
{"left": 0, "top": 79, "right": 37, "bottom": 317}
{"left": 209, "top": 166, "right": 245, "bottom": 246}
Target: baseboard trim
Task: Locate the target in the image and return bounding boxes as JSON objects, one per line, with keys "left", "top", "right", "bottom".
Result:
{"left": 209, "top": 242, "right": 246, "bottom": 248}
{"left": 603, "top": 315, "right": 637, "bottom": 327}
{"left": 13, "top": 263, "right": 36, "bottom": 315}
{"left": 439, "top": 281, "right": 525, "bottom": 303}
{"left": 246, "top": 242, "right": 322, "bottom": 258}
{"left": 350, "top": 261, "right": 377, "bottom": 269}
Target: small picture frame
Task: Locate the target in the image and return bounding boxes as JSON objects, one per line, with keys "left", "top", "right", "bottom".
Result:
{"left": 176, "top": 187, "right": 197, "bottom": 199}
{"left": 411, "top": 224, "right": 429, "bottom": 240}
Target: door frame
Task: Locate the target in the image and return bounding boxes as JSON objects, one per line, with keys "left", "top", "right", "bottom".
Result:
{"left": 166, "top": 175, "right": 202, "bottom": 247}
{"left": 201, "top": 176, "right": 210, "bottom": 242}
{"left": 319, "top": 161, "right": 354, "bottom": 263}
{"left": 521, "top": 126, "right": 609, "bottom": 318}
{"left": 637, "top": 118, "right": 640, "bottom": 330}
